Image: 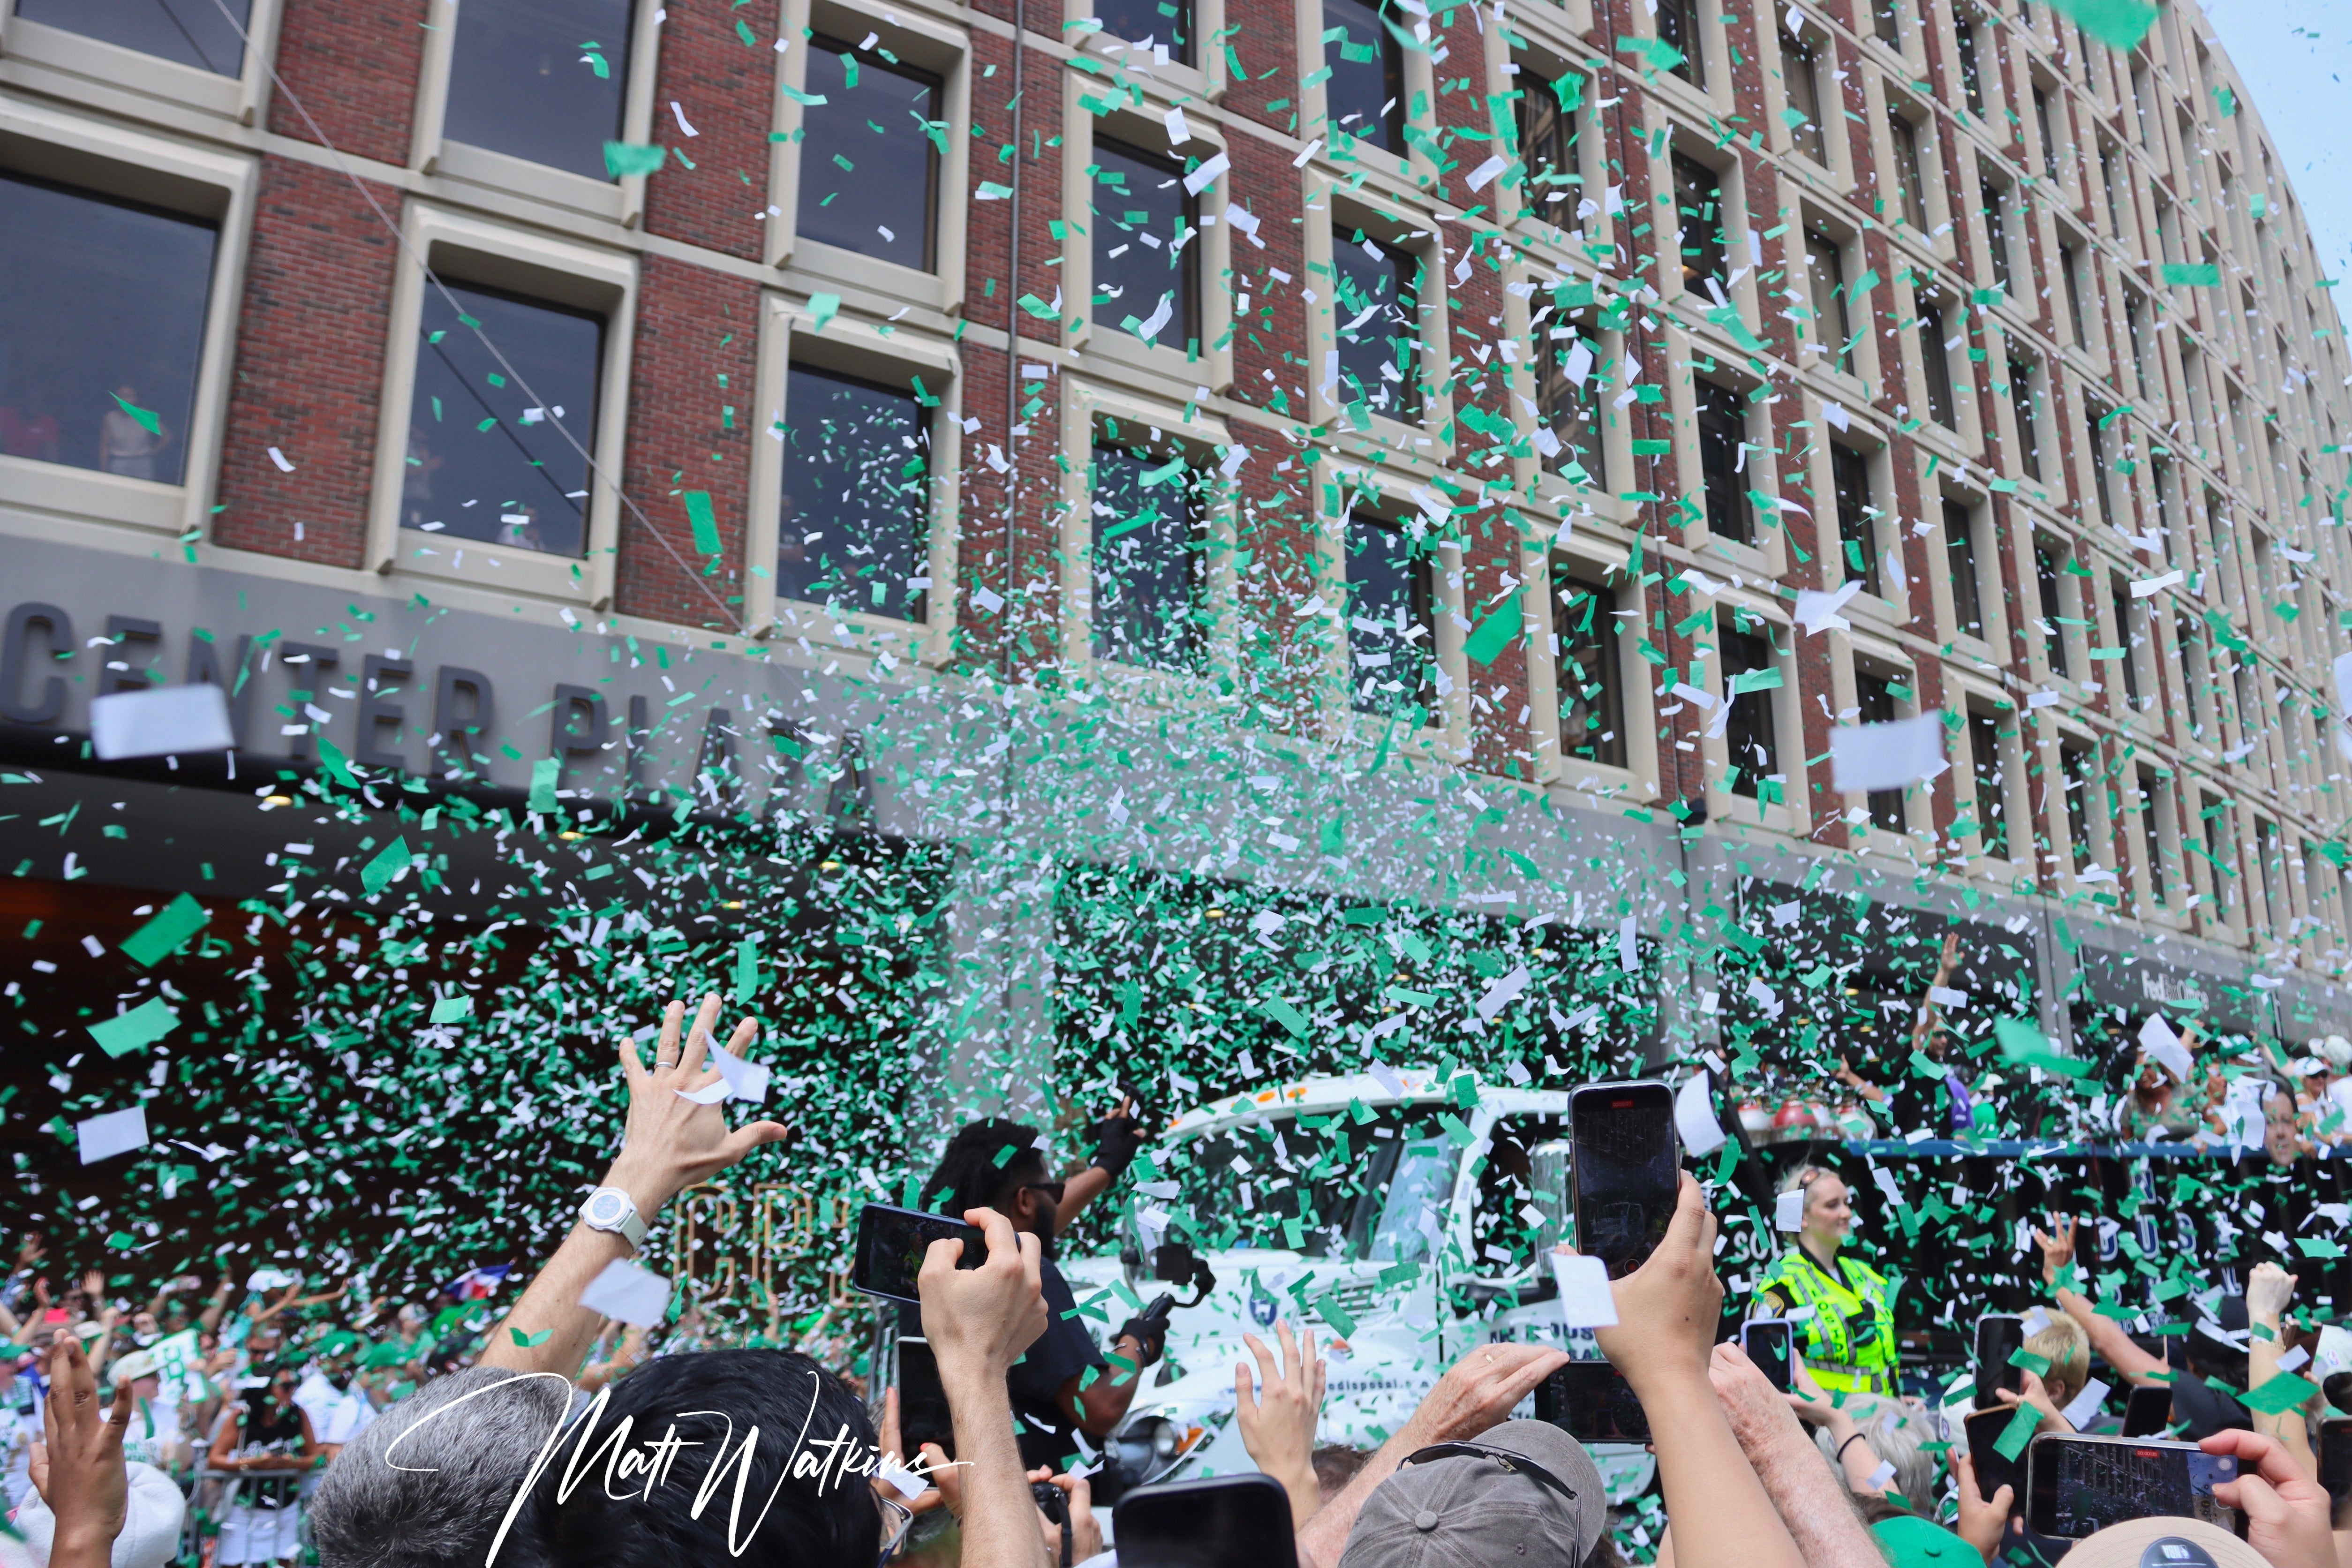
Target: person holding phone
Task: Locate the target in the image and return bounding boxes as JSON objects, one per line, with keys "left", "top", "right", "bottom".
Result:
{"left": 1747, "top": 1167, "right": 1898, "bottom": 1398}
{"left": 918, "top": 1104, "right": 1156, "bottom": 1470}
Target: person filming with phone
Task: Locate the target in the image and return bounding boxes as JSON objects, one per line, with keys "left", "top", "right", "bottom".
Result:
{"left": 918, "top": 1104, "right": 1158, "bottom": 1471}
{"left": 1747, "top": 1165, "right": 1899, "bottom": 1399}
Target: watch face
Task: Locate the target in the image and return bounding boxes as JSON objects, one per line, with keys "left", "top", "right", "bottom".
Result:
{"left": 586, "top": 1191, "right": 625, "bottom": 1226}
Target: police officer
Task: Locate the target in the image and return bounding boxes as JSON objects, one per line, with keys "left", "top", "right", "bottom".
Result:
{"left": 1748, "top": 1165, "right": 1898, "bottom": 1398}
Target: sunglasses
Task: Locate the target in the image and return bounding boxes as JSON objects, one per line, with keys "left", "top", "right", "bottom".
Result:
{"left": 1023, "top": 1181, "right": 1069, "bottom": 1206}
{"left": 875, "top": 1492, "right": 914, "bottom": 1566}
{"left": 1402, "top": 1442, "right": 1583, "bottom": 1511}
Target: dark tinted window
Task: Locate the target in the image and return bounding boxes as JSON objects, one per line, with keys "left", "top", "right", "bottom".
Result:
{"left": 1944, "top": 500, "right": 1983, "bottom": 638}
{"left": 1853, "top": 671, "right": 1904, "bottom": 833}
{"left": 1537, "top": 324, "right": 1606, "bottom": 486}
{"left": 1784, "top": 26, "right": 1826, "bottom": 165}
{"left": 1805, "top": 230, "right": 1850, "bottom": 373}
{"left": 1672, "top": 155, "right": 1726, "bottom": 294}
{"left": 1972, "top": 711, "right": 2011, "bottom": 858}
{"left": 1832, "top": 444, "right": 1878, "bottom": 596}
{"left": 1555, "top": 570, "right": 1625, "bottom": 769}
{"left": 1694, "top": 379, "right": 1751, "bottom": 543}
{"left": 778, "top": 365, "right": 930, "bottom": 619}
{"left": 1094, "top": 0, "right": 1191, "bottom": 63}
{"left": 14, "top": 0, "right": 247, "bottom": 73}
{"left": 1325, "top": 0, "right": 1404, "bottom": 156}
{"left": 1334, "top": 234, "right": 1421, "bottom": 422}
{"left": 2140, "top": 768, "right": 2167, "bottom": 904}
{"left": 445, "top": 0, "right": 635, "bottom": 180}
{"left": 1982, "top": 180, "right": 2013, "bottom": 294}
{"left": 1655, "top": 0, "right": 1703, "bottom": 86}
{"left": 1092, "top": 442, "right": 1207, "bottom": 673}
{"left": 2009, "top": 353, "right": 2042, "bottom": 479}
{"left": 1091, "top": 139, "right": 1198, "bottom": 349}
{"left": 1917, "top": 301, "right": 1956, "bottom": 427}
{"left": 1517, "top": 68, "right": 1586, "bottom": 223}
{"left": 1720, "top": 619, "right": 1779, "bottom": 796}
{"left": 797, "top": 40, "right": 942, "bottom": 271}
{"left": 2036, "top": 542, "right": 2069, "bottom": 678}
{"left": 1347, "top": 514, "right": 1434, "bottom": 719}
{"left": 2061, "top": 740, "right": 2096, "bottom": 873}
{"left": 1957, "top": 22, "right": 1984, "bottom": 116}
{"left": 1889, "top": 114, "right": 1927, "bottom": 229}
{"left": 0, "top": 175, "right": 217, "bottom": 483}
{"left": 405, "top": 282, "right": 603, "bottom": 556}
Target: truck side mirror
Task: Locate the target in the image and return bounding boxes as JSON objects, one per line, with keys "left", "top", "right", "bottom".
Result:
{"left": 1529, "top": 1139, "right": 1573, "bottom": 1258}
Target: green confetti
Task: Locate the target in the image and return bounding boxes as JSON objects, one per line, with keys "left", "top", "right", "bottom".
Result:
{"left": 1463, "top": 593, "right": 1523, "bottom": 666}
{"left": 88, "top": 998, "right": 180, "bottom": 1058}
{"left": 808, "top": 293, "right": 841, "bottom": 332}
{"left": 2047, "top": 0, "right": 2157, "bottom": 49}
{"left": 111, "top": 392, "right": 161, "bottom": 436}
{"left": 430, "top": 995, "right": 475, "bottom": 1025}
{"left": 362, "top": 837, "right": 413, "bottom": 897}
{"left": 602, "top": 141, "right": 667, "bottom": 178}
{"left": 1992, "top": 1402, "right": 2040, "bottom": 1462}
{"left": 510, "top": 1327, "right": 552, "bottom": 1348}
{"left": 685, "top": 490, "right": 723, "bottom": 556}
{"left": 2244, "top": 1372, "right": 2320, "bottom": 1416}
{"left": 119, "top": 893, "right": 208, "bottom": 967}
{"left": 2162, "top": 263, "right": 2221, "bottom": 287}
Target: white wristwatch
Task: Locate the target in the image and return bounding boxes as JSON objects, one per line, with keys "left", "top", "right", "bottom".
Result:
{"left": 579, "top": 1187, "right": 647, "bottom": 1252}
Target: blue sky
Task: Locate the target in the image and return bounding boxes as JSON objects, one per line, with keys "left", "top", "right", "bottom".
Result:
{"left": 2200, "top": 0, "right": 2352, "bottom": 290}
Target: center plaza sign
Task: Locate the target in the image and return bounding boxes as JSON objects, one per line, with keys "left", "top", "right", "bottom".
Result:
{"left": 0, "top": 536, "right": 900, "bottom": 814}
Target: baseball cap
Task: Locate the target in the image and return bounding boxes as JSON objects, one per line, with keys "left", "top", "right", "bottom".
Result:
{"left": 107, "top": 1348, "right": 158, "bottom": 1386}
{"left": 1873, "top": 1514, "right": 1980, "bottom": 1567}
{"left": 11, "top": 1459, "right": 185, "bottom": 1568}
{"left": 2056, "top": 1516, "right": 2267, "bottom": 1568}
{"left": 1335, "top": 1419, "right": 1606, "bottom": 1568}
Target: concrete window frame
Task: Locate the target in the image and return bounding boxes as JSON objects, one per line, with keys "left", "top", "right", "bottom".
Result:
{"left": 367, "top": 204, "right": 639, "bottom": 610}
{"left": 0, "top": 0, "right": 285, "bottom": 134}
{"left": 1666, "top": 329, "right": 1788, "bottom": 580}
{"left": 1314, "top": 456, "right": 1471, "bottom": 759}
{"left": 1060, "top": 0, "right": 1224, "bottom": 114}
{"left": 766, "top": 0, "right": 971, "bottom": 315}
{"left": 1061, "top": 92, "right": 1235, "bottom": 395}
{"left": 744, "top": 292, "right": 962, "bottom": 671}
{"left": 1833, "top": 639, "right": 1924, "bottom": 857}
{"left": 1054, "top": 377, "right": 1239, "bottom": 694}
{"left": 1308, "top": 189, "right": 1454, "bottom": 455}
{"left": 408, "top": 0, "right": 665, "bottom": 230}
{"left": 1813, "top": 409, "right": 1902, "bottom": 625}
{"left": 1525, "top": 538, "right": 1656, "bottom": 805}
{"left": 1701, "top": 593, "right": 1809, "bottom": 839}
{"left": 1504, "top": 265, "right": 1636, "bottom": 529}
{"left": 1292, "top": 0, "right": 1436, "bottom": 191}
{"left": 1955, "top": 690, "right": 2026, "bottom": 880}
{"left": 0, "top": 95, "right": 257, "bottom": 541}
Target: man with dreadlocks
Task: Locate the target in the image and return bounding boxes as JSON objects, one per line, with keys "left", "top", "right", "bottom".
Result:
{"left": 919, "top": 1103, "right": 1153, "bottom": 1471}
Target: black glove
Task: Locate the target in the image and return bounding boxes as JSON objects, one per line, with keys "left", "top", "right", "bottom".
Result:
{"left": 1116, "top": 1293, "right": 1175, "bottom": 1367}
{"left": 1088, "top": 1113, "right": 1143, "bottom": 1180}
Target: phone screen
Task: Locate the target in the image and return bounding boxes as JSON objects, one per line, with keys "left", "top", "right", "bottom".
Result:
{"left": 895, "top": 1338, "right": 954, "bottom": 1457}
{"left": 2320, "top": 1418, "right": 2352, "bottom": 1530}
{"left": 1569, "top": 1081, "right": 1678, "bottom": 1278}
{"left": 851, "top": 1204, "right": 986, "bottom": 1304}
{"left": 2120, "top": 1385, "right": 2173, "bottom": 1439}
{"left": 1534, "top": 1360, "right": 1652, "bottom": 1443}
{"left": 1116, "top": 1473, "right": 1298, "bottom": 1568}
{"left": 1965, "top": 1407, "right": 2026, "bottom": 1501}
{"left": 2025, "top": 1436, "right": 2241, "bottom": 1539}
{"left": 1975, "top": 1314, "right": 2025, "bottom": 1408}
{"left": 1742, "top": 1320, "right": 1794, "bottom": 1392}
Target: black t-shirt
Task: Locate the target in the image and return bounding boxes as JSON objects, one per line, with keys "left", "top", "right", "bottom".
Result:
{"left": 1006, "top": 1255, "right": 1107, "bottom": 1470}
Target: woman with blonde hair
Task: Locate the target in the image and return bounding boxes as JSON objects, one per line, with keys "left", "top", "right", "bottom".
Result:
{"left": 1749, "top": 1164, "right": 1899, "bottom": 1397}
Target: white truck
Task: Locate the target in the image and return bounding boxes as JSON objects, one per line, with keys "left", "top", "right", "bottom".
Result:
{"left": 1052, "top": 1067, "right": 1658, "bottom": 1504}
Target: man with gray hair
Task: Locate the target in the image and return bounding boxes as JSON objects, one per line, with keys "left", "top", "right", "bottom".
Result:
{"left": 311, "top": 994, "right": 790, "bottom": 1568}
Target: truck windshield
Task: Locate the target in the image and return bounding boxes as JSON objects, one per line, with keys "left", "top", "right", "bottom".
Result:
{"left": 1160, "top": 1107, "right": 1454, "bottom": 1261}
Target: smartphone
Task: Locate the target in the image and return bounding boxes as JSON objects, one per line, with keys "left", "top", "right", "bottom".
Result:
{"left": 2121, "top": 1385, "right": 2174, "bottom": 1439}
{"left": 894, "top": 1337, "right": 954, "bottom": 1457}
{"left": 1116, "top": 1473, "right": 1298, "bottom": 1568}
{"left": 2320, "top": 1417, "right": 2352, "bottom": 1530}
{"left": 1964, "top": 1406, "right": 2027, "bottom": 1501}
{"left": 1569, "top": 1080, "right": 1679, "bottom": 1279}
{"left": 1974, "top": 1312, "right": 2026, "bottom": 1408}
{"left": 851, "top": 1204, "right": 986, "bottom": 1304}
{"left": 1742, "top": 1319, "right": 1794, "bottom": 1393}
{"left": 1533, "top": 1359, "right": 1651, "bottom": 1443}
{"left": 2024, "top": 1433, "right": 2244, "bottom": 1539}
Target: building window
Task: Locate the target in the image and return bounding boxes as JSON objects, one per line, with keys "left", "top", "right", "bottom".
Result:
{"left": 2110, "top": 572, "right": 2143, "bottom": 707}
{"left": 1720, "top": 616, "right": 1780, "bottom": 797}
{"left": 1346, "top": 513, "right": 1435, "bottom": 719}
{"left": 2202, "top": 799, "right": 2233, "bottom": 913}
{"left": 1854, "top": 670, "right": 1906, "bottom": 832}
{"left": 1672, "top": 155, "right": 1726, "bottom": 294}
{"left": 2138, "top": 766, "right": 2167, "bottom": 905}
{"left": 2059, "top": 243, "right": 2086, "bottom": 344}
{"left": 0, "top": 173, "right": 217, "bottom": 483}
{"left": 1968, "top": 709, "right": 2009, "bottom": 858}
{"left": 1554, "top": 567, "right": 1626, "bottom": 768}
{"left": 14, "top": 0, "right": 249, "bottom": 73}
{"left": 1870, "top": 0, "right": 1900, "bottom": 46}
{"left": 2035, "top": 540, "right": 2070, "bottom": 678}
{"left": 776, "top": 364, "right": 930, "bottom": 621}
{"left": 2007, "top": 350, "right": 2042, "bottom": 480}
{"left": 1694, "top": 378, "right": 1753, "bottom": 544}
{"left": 2061, "top": 739, "right": 2096, "bottom": 873}
{"left": 1916, "top": 300, "right": 1956, "bottom": 428}
{"left": 2085, "top": 408, "right": 2115, "bottom": 524}
{"left": 2034, "top": 87, "right": 2061, "bottom": 182}
{"left": 445, "top": 0, "right": 636, "bottom": 181}
{"left": 797, "top": 39, "right": 943, "bottom": 271}
{"left": 1091, "top": 440, "right": 1207, "bottom": 673}
{"left": 404, "top": 282, "right": 601, "bottom": 556}
{"left": 1091, "top": 138, "right": 1199, "bottom": 348}
{"left": 2255, "top": 817, "right": 2282, "bottom": 928}
{"left": 1957, "top": 22, "right": 1985, "bottom": 117}
{"left": 1654, "top": 0, "right": 1704, "bottom": 87}
{"left": 1783, "top": 20, "right": 1828, "bottom": 166}
{"left": 1516, "top": 68, "right": 1588, "bottom": 223}
{"left": 2123, "top": 294, "right": 2147, "bottom": 392}
{"left": 1333, "top": 231, "right": 1421, "bottom": 422}
{"left": 1094, "top": 0, "right": 1191, "bottom": 65}
{"left": 1944, "top": 499, "right": 1984, "bottom": 638}
{"left": 1325, "top": 0, "right": 1405, "bottom": 157}
{"left": 1981, "top": 179, "right": 2014, "bottom": 295}
{"left": 1536, "top": 320, "right": 1606, "bottom": 486}
{"left": 1804, "top": 229, "right": 1852, "bottom": 373}
{"left": 1832, "top": 444, "right": 1879, "bottom": 596}
{"left": 1889, "top": 114, "right": 1928, "bottom": 230}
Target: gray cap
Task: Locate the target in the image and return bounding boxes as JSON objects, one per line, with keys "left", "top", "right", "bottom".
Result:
{"left": 1336, "top": 1420, "right": 1606, "bottom": 1568}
